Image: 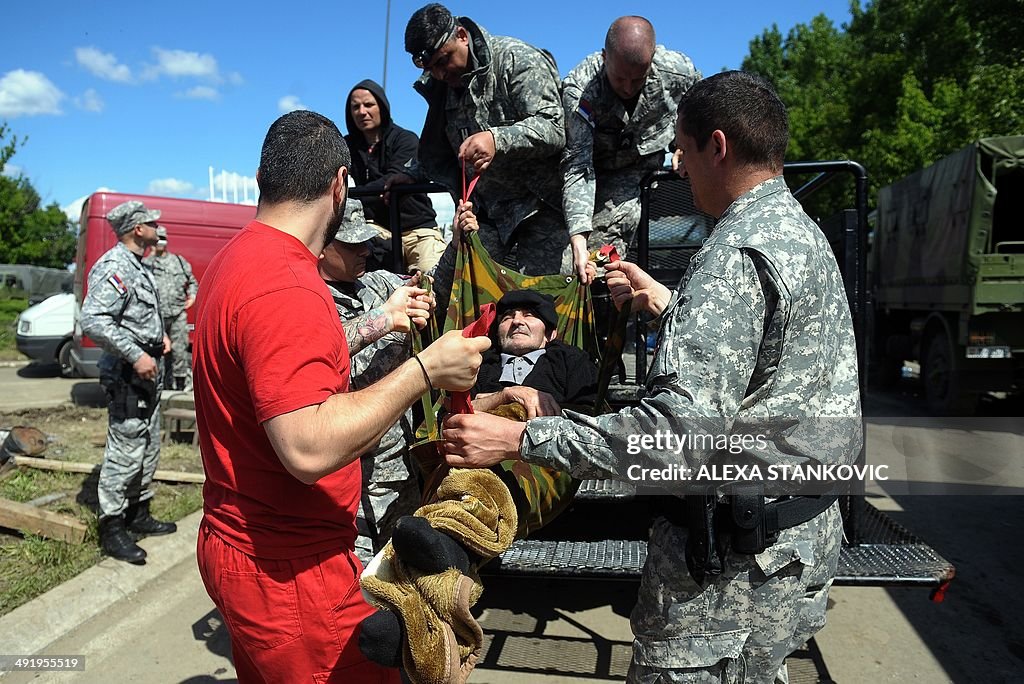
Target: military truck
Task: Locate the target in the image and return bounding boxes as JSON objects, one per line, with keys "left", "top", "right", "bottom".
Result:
{"left": 871, "top": 136, "right": 1024, "bottom": 415}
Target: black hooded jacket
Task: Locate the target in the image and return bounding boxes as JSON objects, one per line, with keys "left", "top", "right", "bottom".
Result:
{"left": 344, "top": 79, "right": 437, "bottom": 233}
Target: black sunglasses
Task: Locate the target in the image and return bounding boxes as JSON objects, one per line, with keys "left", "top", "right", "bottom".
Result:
{"left": 412, "top": 16, "right": 457, "bottom": 69}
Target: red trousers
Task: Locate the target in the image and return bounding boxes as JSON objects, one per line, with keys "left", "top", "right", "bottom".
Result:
{"left": 197, "top": 522, "right": 399, "bottom": 683}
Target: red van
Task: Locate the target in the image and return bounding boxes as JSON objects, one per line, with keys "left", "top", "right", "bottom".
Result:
{"left": 71, "top": 192, "right": 256, "bottom": 378}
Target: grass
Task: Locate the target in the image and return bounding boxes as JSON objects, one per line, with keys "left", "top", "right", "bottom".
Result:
{"left": 0, "top": 534, "right": 101, "bottom": 615}
{"left": 0, "top": 292, "right": 30, "bottom": 362}
{"left": 0, "top": 405, "right": 204, "bottom": 615}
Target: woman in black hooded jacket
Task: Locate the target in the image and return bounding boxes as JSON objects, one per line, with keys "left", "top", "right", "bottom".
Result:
{"left": 344, "top": 79, "right": 447, "bottom": 273}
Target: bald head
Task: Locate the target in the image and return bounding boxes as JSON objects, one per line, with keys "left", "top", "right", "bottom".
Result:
{"left": 603, "top": 16, "right": 656, "bottom": 101}
{"left": 604, "top": 16, "right": 655, "bottom": 66}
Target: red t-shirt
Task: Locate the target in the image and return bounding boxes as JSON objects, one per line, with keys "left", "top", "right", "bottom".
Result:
{"left": 193, "top": 220, "right": 359, "bottom": 559}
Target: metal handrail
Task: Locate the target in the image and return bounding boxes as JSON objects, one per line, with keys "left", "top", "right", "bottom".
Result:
{"left": 348, "top": 182, "right": 452, "bottom": 272}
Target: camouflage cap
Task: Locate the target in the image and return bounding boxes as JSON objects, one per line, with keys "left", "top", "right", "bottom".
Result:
{"left": 334, "top": 199, "right": 378, "bottom": 244}
{"left": 155, "top": 226, "right": 168, "bottom": 241}
{"left": 106, "top": 200, "right": 161, "bottom": 236}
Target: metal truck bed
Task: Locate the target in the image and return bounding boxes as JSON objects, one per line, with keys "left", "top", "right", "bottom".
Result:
{"left": 486, "top": 479, "right": 956, "bottom": 588}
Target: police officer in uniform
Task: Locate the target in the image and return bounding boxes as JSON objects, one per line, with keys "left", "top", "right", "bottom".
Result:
{"left": 318, "top": 199, "right": 433, "bottom": 564}
{"left": 400, "top": 3, "right": 571, "bottom": 277}
{"left": 444, "top": 72, "right": 862, "bottom": 683}
{"left": 81, "top": 200, "right": 176, "bottom": 564}
{"left": 143, "top": 226, "right": 198, "bottom": 391}
{"left": 562, "top": 16, "right": 701, "bottom": 281}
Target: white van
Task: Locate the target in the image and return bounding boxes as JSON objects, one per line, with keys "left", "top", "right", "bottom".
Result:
{"left": 15, "top": 292, "right": 77, "bottom": 377}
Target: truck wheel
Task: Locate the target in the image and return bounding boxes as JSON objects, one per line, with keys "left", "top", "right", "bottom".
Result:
{"left": 57, "top": 340, "right": 78, "bottom": 379}
{"left": 923, "top": 332, "right": 977, "bottom": 416}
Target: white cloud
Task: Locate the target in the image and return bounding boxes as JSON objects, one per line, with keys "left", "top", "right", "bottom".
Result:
{"left": 75, "top": 88, "right": 104, "bottom": 112}
{"left": 227, "top": 72, "right": 244, "bottom": 86}
{"left": 179, "top": 86, "right": 219, "bottom": 101}
{"left": 0, "top": 69, "right": 64, "bottom": 117}
{"left": 62, "top": 187, "right": 115, "bottom": 222}
{"left": 147, "top": 47, "right": 221, "bottom": 81}
{"left": 75, "top": 47, "right": 132, "bottom": 83}
{"left": 1, "top": 162, "right": 22, "bottom": 178}
{"left": 277, "top": 95, "right": 307, "bottom": 113}
{"left": 148, "top": 178, "right": 195, "bottom": 196}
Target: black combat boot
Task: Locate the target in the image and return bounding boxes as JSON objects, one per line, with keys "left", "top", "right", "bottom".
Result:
{"left": 125, "top": 500, "right": 177, "bottom": 536}
{"left": 99, "top": 516, "right": 147, "bottom": 564}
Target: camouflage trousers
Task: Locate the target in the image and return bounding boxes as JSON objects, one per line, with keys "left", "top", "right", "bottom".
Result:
{"left": 627, "top": 503, "right": 843, "bottom": 684}
{"left": 353, "top": 445, "right": 421, "bottom": 565}
{"left": 577, "top": 166, "right": 665, "bottom": 265}
{"left": 98, "top": 382, "right": 163, "bottom": 519}
{"left": 583, "top": 185, "right": 643, "bottom": 262}
{"left": 163, "top": 311, "right": 190, "bottom": 381}
{"left": 477, "top": 205, "right": 572, "bottom": 276}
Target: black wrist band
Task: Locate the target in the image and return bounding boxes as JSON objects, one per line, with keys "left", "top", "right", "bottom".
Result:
{"left": 413, "top": 354, "right": 433, "bottom": 389}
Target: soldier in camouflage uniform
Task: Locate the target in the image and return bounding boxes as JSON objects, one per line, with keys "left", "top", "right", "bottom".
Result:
{"left": 318, "top": 199, "right": 434, "bottom": 564}
{"left": 562, "top": 16, "right": 701, "bottom": 281}
{"left": 400, "top": 3, "right": 570, "bottom": 276}
{"left": 81, "top": 200, "right": 177, "bottom": 564}
{"left": 143, "top": 226, "right": 198, "bottom": 391}
{"left": 444, "top": 72, "right": 863, "bottom": 683}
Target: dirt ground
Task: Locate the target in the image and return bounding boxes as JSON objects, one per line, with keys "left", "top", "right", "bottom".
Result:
{"left": 0, "top": 403, "right": 203, "bottom": 614}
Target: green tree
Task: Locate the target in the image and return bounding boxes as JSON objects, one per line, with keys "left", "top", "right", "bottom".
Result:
{"left": 743, "top": 15, "right": 857, "bottom": 216}
{"left": 741, "top": 0, "right": 1024, "bottom": 205}
{"left": 0, "top": 122, "right": 76, "bottom": 269}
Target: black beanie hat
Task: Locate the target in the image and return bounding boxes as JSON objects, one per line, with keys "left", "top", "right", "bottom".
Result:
{"left": 496, "top": 291, "right": 558, "bottom": 331}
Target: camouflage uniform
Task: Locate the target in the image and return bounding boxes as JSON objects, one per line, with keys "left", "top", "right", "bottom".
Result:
{"left": 412, "top": 17, "right": 570, "bottom": 275}
{"left": 519, "top": 177, "right": 863, "bottom": 682}
{"left": 81, "top": 242, "right": 166, "bottom": 519}
{"left": 326, "top": 271, "right": 420, "bottom": 564}
{"left": 562, "top": 46, "right": 700, "bottom": 258}
{"left": 143, "top": 251, "right": 197, "bottom": 384}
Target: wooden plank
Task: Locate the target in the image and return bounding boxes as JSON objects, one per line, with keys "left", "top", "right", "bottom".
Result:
{"left": 11, "top": 456, "right": 205, "bottom": 484}
{"left": 0, "top": 497, "right": 88, "bottom": 543}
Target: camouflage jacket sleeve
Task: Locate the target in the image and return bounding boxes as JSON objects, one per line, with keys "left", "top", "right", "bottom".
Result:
{"left": 489, "top": 44, "right": 565, "bottom": 161}
{"left": 521, "top": 245, "right": 765, "bottom": 480}
{"left": 181, "top": 256, "right": 198, "bottom": 299}
{"left": 560, "top": 75, "right": 597, "bottom": 237}
{"left": 81, "top": 255, "right": 150, "bottom": 364}
{"left": 659, "top": 48, "right": 701, "bottom": 103}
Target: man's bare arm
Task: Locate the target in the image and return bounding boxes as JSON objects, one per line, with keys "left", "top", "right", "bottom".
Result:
{"left": 264, "top": 330, "right": 489, "bottom": 484}
{"left": 343, "top": 306, "right": 393, "bottom": 354}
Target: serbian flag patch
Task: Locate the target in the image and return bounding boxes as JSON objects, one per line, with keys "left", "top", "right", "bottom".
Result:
{"left": 107, "top": 274, "right": 128, "bottom": 297}
{"left": 577, "top": 99, "right": 595, "bottom": 128}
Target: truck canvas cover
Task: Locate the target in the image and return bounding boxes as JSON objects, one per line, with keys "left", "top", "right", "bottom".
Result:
{"left": 874, "top": 136, "right": 1024, "bottom": 313}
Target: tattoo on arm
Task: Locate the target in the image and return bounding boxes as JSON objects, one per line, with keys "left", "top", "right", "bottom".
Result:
{"left": 344, "top": 306, "right": 393, "bottom": 354}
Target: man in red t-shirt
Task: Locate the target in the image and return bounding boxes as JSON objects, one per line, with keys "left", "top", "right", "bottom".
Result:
{"left": 193, "top": 109, "right": 488, "bottom": 683}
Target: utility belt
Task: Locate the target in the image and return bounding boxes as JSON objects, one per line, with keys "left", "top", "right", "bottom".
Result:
{"left": 660, "top": 482, "right": 838, "bottom": 586}
{"left": 99, "top": 352, "right": 161, "bottom": 421}
{"left": 141, "top": 342, "right": 164, "bottom": 359}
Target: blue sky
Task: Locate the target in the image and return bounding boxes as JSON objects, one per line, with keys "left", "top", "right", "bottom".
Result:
{"left": 1, "top": 1, "right": 856, "bottom": 218}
